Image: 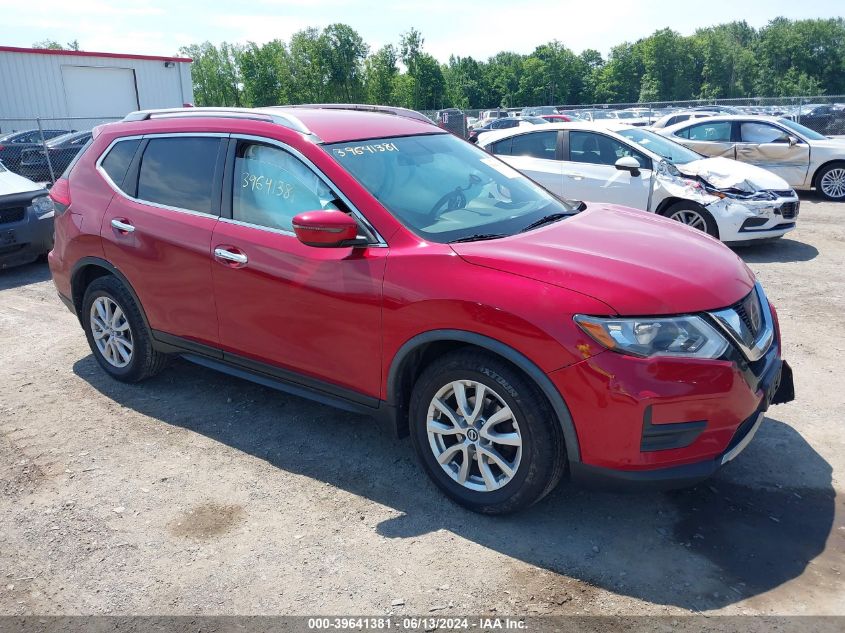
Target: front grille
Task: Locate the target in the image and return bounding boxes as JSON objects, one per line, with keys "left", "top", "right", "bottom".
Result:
{"left": 778, "top": 201, "right": 798, "bottom": 219}
{"left": 734, "top": 291, "right": 763, "bottom": 338}
{"left": 0, "top": 207, "right": 26, "bottom": 225}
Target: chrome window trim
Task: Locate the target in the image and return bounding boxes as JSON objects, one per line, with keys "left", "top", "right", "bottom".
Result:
{"left": 230, "top": 133, "right": 387, "bottom": 247}
{"left": 709, "top": 282, "right": 774, "bottom": 362}
{"left": 95, "top": 132, "right": 229, "bottom": 221}
{"left": 217, "top": 216, "right": 295, "bottom": 237}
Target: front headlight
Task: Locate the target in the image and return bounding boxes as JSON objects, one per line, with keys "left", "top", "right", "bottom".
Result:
{"left": 574, "top": 314, "right": 729, "bottom": 359}
{"left": 30, "top": 195, "right": 55, "bottom": 220}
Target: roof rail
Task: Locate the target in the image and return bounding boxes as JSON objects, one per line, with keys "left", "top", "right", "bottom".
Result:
{"left": 122, "top": 107, "right": 314, "bottom": 136}
{"left": 273, "top": 104, "right": 436, "bottom": 126}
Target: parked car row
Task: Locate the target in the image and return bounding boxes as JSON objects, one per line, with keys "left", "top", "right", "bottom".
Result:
{"left": 42, "top": 105, "right": 793, "bottom": 515}
{"left": 461, "top": 101, "right": 845, "bottom": 138}
{"left": 0, "top": 128, "right": 92, "bottom": 183}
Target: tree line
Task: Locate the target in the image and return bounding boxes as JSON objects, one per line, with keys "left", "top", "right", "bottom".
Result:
{"left": 178, "top": 17, "right": 845, "bottom": 110}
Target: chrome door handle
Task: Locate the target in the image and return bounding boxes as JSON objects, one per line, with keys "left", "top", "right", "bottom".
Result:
{"left": 567, "top": 173, "right": 585, "bottom": 180}
{"left": 111, "top": 219, "right": 135, "bottom": 233}
{"left": 214, "top": 247, "right": 248, "bottom": 265}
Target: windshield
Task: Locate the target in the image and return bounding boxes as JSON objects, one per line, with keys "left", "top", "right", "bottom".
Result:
{"left": 618, "top": 127, "right": 703, "bottom": 164}
{"left": 777, "top": 118, "right": 826, "bottom": 141}
{"left": 591, "top": 111, "right": 614, "bottom": 119}
{"left": 325, "top": 134, "right": 579, "bottom": 243}
{"left": 615, "top": 111, "right": 636, "bottom": 119}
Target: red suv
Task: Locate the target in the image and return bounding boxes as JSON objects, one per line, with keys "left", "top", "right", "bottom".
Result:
{"left": 49, "top": 105, "right": 794, "bottom": 514}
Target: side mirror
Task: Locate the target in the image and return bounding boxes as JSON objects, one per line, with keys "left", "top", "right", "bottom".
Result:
{"left": 788, "top": 135, "right": 799, "bottom": 147}
{"left": 292, "top": 210, "right": 365, "bottom": 248}
{"left": 615, "top": 156, "right": 641, "bottom": 177}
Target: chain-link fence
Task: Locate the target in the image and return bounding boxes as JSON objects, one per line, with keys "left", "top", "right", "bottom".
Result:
{"left": 0, "top": 117, "right": 121, "bottom": 185}
{"left": 426, "top": 94, "right": 845, "bottom": 137}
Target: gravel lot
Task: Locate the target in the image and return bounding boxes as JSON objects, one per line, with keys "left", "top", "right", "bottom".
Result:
{"left": 1, "top": 194, "right": 843, "bottom": 617}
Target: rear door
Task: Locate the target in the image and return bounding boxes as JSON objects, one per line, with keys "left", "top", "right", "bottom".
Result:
{"left": 559, "top": 130, "right": 652, "bottom": 209}
{"left": 672, "top": 120, "right": 736, "bottom": 159}
{"left": 210, "top": 136, "right": 385, "bottom": 401}
{"left": 489, "top": 130, "right": 563, "bottom": 193}
{"left": 734, "top": 120, "right": 810, "bottom": 187}
{"left": 100, "top": 134, "right": 225, "bottom": 348}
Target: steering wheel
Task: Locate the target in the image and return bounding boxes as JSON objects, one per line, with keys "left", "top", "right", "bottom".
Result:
{"left": 427, "top": 174, "right": 483, "bottom": 221}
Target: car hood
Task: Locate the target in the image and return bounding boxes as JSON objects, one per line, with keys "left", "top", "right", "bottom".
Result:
{"left": 450, "top": 204, "right": 755, "bottom": 316}
{"left": 675, "top": 156, "right": 789, "bottom": 191}
{"left": 0, "top": 168, "right": 42, "bottom": 196}
{"left": 807, "top": 137, "right": 845, "bottom": 151}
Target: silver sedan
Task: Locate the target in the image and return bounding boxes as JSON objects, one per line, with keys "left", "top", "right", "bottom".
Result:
{"left": 657, "top": 115, "right": 845, "bottom": 201}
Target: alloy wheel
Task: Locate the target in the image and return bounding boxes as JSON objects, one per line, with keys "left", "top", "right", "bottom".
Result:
{"left": 90, "top": 296, "right": 134, "bottom": 368}
{"left": 820, "top": 168, "right": 845, "bottom": 199}
{"left": 669, "top": 208, "right": 708, "bottom": 231}
{"left": 426, "top": 379, "right": 523, "bottom": 492}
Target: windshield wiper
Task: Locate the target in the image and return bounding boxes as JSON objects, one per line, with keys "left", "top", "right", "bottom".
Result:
{"left": 520, "top": 212, "right": 571, "bottom": 233}
{"left": 448, "top": 233, "right": 508, "bottom": 243}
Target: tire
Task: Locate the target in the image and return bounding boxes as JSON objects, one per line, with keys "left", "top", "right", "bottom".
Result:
{"left": 662, "top": 201, "right": 719, "bottom": 238}
{"left": 81, "top": 275, "right": 168, "bottom": 383}
{"left": 816, "top": 162, "right": 845, "bottom": 201}
{"left": 409, "top": 349, "right": 566, "bottom": 514}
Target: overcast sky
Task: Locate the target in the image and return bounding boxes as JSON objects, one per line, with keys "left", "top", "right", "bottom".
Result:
{"left": 1, "top": 0, "right": 841, "bottom": 62}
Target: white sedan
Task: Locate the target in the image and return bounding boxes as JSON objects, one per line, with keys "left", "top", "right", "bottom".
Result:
{"left": 477, "top": 122, "right": 799, "bottom": 244}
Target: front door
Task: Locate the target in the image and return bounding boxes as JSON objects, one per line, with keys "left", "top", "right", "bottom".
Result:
{"left": 210, "top": 138, "right": 385, "bottom": 400}
{"left": 560, "top": 130, "right": 652, "bottom": 210}
{"left": 734, "top": 120, "right": 810, "bottom": 187}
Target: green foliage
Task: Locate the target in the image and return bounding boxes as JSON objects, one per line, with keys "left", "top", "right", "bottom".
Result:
{"left": 182, "top": 17, "right": 845, "bottom": 109}
{"left": 32, "top": 39, "right": 80, "bottom": 51}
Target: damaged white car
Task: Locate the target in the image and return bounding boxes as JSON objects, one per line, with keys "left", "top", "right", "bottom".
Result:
{"left": 478, "top": 121, "right": 799, "bottom": 243}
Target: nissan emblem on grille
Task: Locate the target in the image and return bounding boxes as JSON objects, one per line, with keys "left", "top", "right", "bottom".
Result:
{"left": 743, "top": 293, "right": 762, "bottom": 336}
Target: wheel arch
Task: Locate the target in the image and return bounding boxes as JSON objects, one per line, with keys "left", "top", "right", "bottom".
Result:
{"left": 386, "top": 330, "right": 581, "bottom": 463}
{"left": 70, "top": 257, "right": 151, "bottom": 332}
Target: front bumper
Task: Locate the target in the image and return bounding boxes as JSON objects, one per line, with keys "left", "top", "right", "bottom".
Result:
{"left": 551, "top": 320, "right": 794, "bottom": 488}
{"left": 709, "top": 195, "right": 800, "bottom": 243}
{"left": 0, "top": 195, "right": 53, "bottom": 269}
{"left": 569, "top": 360, "right": 793, "bottom": 490}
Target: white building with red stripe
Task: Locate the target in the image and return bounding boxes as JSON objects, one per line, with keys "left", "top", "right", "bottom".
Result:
{"left": 0, "top": 45, "right": 193, "bottom": 133}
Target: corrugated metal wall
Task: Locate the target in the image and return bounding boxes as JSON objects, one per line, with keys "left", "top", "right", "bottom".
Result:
{"left": 0, "top": 50, "right": 193, "bottom": 133}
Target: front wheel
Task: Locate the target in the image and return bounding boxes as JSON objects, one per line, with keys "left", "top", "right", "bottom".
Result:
{"left": 816, "top": 163, "right": 845, "bottom": 201}
{"left": 409, "top": 350, "right": 566, "bottom": 514}
{"left": 662, "top": 202, "right": 719, "bottom": 238}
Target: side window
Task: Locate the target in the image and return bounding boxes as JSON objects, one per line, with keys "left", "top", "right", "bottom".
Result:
{"left": 100, "top": 139, "right": 141, "bottom": 190}
{"left": 685, "top": 121, "right": 732, "bottom": 142}
{"left": 232, "top": 142, "right": 339, "bottom": 232}
{"left": 509, "top": 131, "right": 558, "bottom": 160}
{"left": 740, "top": 122, "right": 789, "bottom": 144}
{"left": 489, "top": 138, "right": 513, "bottom": 156}
{"left": 137, "top": 137, "right": 220, "bottom": 213}
{"left": 569, "top": 131, "right": 650, "bottom": 168}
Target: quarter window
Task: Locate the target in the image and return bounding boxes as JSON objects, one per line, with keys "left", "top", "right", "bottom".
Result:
{"left": 100, "top": 139, "right": 141, "bottom": 191}
{"left": 510, "top": 131, "right": 558, "bottom": 159}
{"left": 489, "top": 138, "right": 513, "bottom": 156}
{"left": 137, "top": 137, "right": 220, "bottom": 213}
{"left": 740, "top": 122, "right": 790, "bottom": 144}
{"left": 678, "top": 121, "right": 732, "bottom": 142}
{"left": 232, "top": 142, "right": 340, "bottom": 232}
{"left": 569, "top": 131, "right": 650, "bottom": 168}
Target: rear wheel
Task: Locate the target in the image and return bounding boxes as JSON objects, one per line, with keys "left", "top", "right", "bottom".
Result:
{"left": 81, "top": 276, "right": 168, "bottom": 382}
{"left": 816, "top": 163, "right": 845, "bottom": 201}
{"left": 409, "top": 350, "right": 566, "bottom": 514}
{"left": 663, "top": 202, "right": 719, "bottom": 238}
